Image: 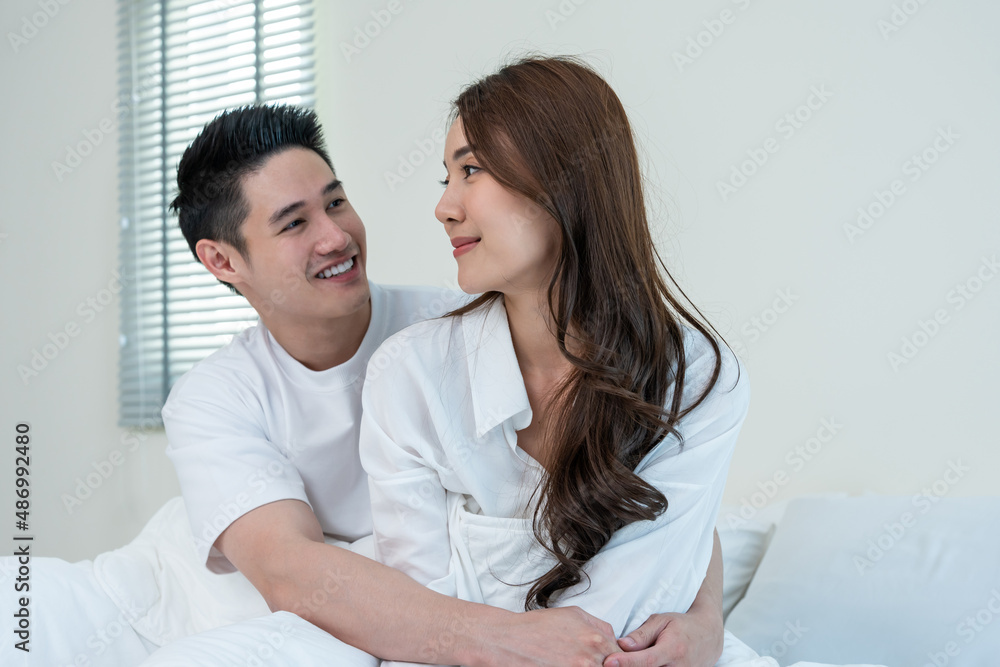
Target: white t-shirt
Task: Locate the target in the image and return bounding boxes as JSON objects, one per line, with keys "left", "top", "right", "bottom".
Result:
{"left": 164, "top": 282, "right": 464, "bottom": 573}
{"left": 360, "top": 296, "right": 749, "bottom": 639}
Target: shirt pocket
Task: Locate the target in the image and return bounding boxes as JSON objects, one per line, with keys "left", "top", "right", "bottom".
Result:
{"left": 454, "top": 502, "right": 554, "bottom": 613}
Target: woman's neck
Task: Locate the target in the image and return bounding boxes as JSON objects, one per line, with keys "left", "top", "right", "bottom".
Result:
{"left": 502, "top": 290, "right": 570, "bottom": 377}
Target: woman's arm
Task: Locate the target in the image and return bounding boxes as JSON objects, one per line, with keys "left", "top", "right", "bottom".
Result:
{"left": 606, "top": 529, "right": 725, "bottom": 667}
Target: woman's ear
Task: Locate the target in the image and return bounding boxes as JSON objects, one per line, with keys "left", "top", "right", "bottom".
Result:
{"left": 195, "top": 238, "right": 247, "bottom": 288}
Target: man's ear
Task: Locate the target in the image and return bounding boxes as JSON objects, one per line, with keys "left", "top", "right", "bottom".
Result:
{"left": 195, "top": 238, "right": 248, "bottom": 287}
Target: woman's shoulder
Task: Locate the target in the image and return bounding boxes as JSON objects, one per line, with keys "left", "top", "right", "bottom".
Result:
{"left": 632, "top": 326, "right": 749, "bottom": 471}
{"left": 364, "top": 313, "right": 466, "bottom": 389}
{"left": 676, "top": 323, "right": 749, "bottom": 413}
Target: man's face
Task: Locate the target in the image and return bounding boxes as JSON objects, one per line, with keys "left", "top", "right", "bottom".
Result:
{"left": 232, "top": 147, "right": 370, "bottom": 326}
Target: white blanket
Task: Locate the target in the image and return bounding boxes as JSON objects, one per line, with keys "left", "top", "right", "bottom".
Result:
{"left": 0, "top": 497, "right": 883, "bottom": 666}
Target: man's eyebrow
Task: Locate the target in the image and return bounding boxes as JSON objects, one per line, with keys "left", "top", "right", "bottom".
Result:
{"left": 268, "top": 179, "right": 342, "bottom": 226}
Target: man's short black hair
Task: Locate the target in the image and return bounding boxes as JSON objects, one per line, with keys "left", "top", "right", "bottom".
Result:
{"left": 170, "top": 104, "right": 334, "bottom": 293}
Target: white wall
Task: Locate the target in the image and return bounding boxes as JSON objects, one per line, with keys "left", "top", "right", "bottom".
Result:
{"left": 0, "top": 0, "right": 179, "bottom": 561}
{"left": 1, "top": 0, "right": 996, "bottom": 561}
{"left": 314, "top": 0, "right": 999, "bottom": 513}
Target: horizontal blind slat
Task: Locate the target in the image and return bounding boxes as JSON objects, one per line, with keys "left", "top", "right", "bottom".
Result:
{"left": 119, "top": 0, "right": 315, "bottom": 426}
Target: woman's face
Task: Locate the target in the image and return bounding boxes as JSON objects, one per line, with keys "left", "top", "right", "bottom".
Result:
{"left": 435, "top": 118, "right": 560, "bottom": 296}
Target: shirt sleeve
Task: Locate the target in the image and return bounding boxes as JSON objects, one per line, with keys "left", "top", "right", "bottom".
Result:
{"left": 163, "top": 366, "right": 311, "bottom": 573}
{"left": 358, "top": 333, "right": 457, "bottom": 598}
{"left": 550, "top": 343, "right": 750, "bottom": 637}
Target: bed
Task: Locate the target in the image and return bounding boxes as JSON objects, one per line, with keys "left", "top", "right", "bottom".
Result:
{"left": 2, "top": 493, "right": 996, "bottom": 666}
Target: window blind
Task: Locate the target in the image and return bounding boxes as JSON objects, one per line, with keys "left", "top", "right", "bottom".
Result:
{"left": 118, "top": 0, "right": 315, "bottom": 425}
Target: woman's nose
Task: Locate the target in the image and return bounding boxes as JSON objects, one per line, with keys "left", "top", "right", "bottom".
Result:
{"left": 435, "top": 186, "right": 464, "bottom": 225}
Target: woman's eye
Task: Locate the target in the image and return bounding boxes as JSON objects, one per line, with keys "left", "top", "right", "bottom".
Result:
{"left": 440, "top": 165, "right": 481, "bottom": 187}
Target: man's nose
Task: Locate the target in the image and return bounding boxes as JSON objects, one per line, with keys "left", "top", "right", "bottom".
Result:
{"left": 314, "top": 216, "right": 350, "bottom": 255}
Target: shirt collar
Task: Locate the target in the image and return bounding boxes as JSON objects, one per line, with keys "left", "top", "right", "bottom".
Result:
{"left": 461, "top": 296, "right": 533, "bottom": 439}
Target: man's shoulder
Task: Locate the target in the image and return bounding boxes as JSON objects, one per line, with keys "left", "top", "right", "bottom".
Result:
{"left": 365, "top": 306, "right": 465, "bottom": 388}
{"left": 164, "top": 323, "right": 269, "bottom": 409}
{"left": 374, "top": 282, "right": 469, "bottom": 330}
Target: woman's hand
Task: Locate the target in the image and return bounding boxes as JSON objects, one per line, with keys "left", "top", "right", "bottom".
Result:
{"left": 602, "top": 607, "right": 724, "bottom": 667}
{"left": 603, "top": 529, "right": 726, "bottom": 667}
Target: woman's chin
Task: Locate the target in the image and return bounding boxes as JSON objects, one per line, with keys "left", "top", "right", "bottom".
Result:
{"left": 456, "top": 274, "right": 486, "bottom": 295}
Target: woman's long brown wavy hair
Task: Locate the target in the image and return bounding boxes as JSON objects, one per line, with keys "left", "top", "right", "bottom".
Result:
{"left": 447, "top": 55, "right": 727, "bottom": 610}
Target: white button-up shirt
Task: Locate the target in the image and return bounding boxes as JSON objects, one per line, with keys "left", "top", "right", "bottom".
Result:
{"left": 360, "top": 296, "right": 749, "bottom": 640}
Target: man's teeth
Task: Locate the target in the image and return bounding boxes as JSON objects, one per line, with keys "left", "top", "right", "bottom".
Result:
{"left": 317, "top": 257, "right": 354, "bottom": 279}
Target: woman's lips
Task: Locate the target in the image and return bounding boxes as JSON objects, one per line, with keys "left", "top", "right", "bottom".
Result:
{"left": 451, "top": 237, "right": 480, "bottom": 258}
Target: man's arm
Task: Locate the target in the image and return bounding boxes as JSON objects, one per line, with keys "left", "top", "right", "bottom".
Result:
{"left": 605, "top": 529, "right": 725, "bottom": 667}
{"left": 217, "top": 499, "right": 620, "bottom": 667}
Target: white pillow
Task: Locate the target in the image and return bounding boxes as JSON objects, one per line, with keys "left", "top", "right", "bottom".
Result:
{"left": 716, "top": 512, "right": 777, "bottom": 620}
{"left": 725, "top": 496, "right": 1000, "bottom": 666}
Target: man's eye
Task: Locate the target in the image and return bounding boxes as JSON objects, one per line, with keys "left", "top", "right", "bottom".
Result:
{"left": 327, "top": 198, "right": 345, "bottom": 209}
{"left": 283, "top": 219, "right": 303, "bottom": 231}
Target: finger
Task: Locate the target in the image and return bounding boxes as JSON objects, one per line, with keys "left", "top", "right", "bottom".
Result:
{"left": 604, "top": 645, "right": 676, "bottom": 667}
{"left": 618, "top": 614, "right": 672, "bottom": 651}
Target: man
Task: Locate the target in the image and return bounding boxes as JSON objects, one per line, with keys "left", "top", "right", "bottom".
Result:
{"left": 148, "top": 104, "right": 725, "bottom": 666}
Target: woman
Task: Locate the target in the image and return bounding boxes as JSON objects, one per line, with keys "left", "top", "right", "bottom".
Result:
{"left": 360, "top": 56, "right": 754, "bottom": 665}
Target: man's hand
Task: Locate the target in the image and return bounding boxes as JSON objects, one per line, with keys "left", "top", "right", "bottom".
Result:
{"left": 602, "top": 608, "right": 723, "bottom": 667}
{"left": 477, "top": 605, "right": 620, "bottom": 667}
